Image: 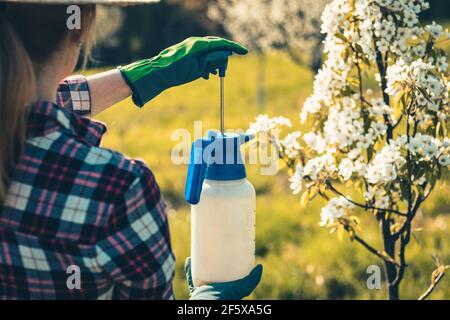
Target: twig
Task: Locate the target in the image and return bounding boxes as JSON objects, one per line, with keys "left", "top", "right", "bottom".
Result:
{"left": 418, "top": 265, "right": 449, "bottom": 300}
{"left": 355, "top": 61, "right": 364, "bottom": 104}
{"left": 393, "top": 189, "right": 430, "bottom": 239}
{"left": 352, "top": 233, "right": 400, "bottom": 267}
{"left": 374, "top": 46, "right": 393, "bottom": 140}
{"left": 360, "top": 96, "right": 373, "bottom": 107}
{"left": 327, "top": 182, "right": 408, "bottom": 216}
{"left": 392, "top": 113, "right": 403, "bottom": 130}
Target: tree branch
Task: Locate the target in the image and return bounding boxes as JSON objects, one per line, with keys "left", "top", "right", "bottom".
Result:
{"left": 351, "top": 232, "right": 400, "bottom": 267}
{"left": 392, "top": 198, "right": 420, "bottom": 239}
{"left": 360, "top": 96, "right": 374, "bottom": 107}
{"left": 393, "top": 107, "right": 414, "bottom": 286}
{"left": 418, "top": 265, "right": 449, "bottom": 300}
{"left": 392, "top": 113, "right": 404, "bottom": 130}
{"left": 374, "top": 47, "right": 393, "bottom": 140}
{"left": 327, "top": 182, "right": 408, "bottom": 216}
{"left": 355, "top": 61, "right": 364, "bottom": 104}
{"left": 393, "top": 232, "right": 409, "bottom": 286}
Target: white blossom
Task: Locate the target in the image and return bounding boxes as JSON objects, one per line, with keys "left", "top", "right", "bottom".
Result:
{"left": 365, "top": 139, "right": 405, "bottom": 185}
{"left": 289, "top": 164, "right": 304, "bottom": 194}
{"left": 406, "top": 133, "right": 443, "bottom": 160}
{"left": 248, "top": 0, "right": 449, "bottom": 229}
{"left": 425, "top": 21, "right": 446, "bottom": 39}
{"left": 438, "top": 155, "right": 450, "bottom": 167}
{"left": 247, "top": 114, "right": 292, "bottom": 134}
{"left": 319, "top": 196, "right": 354, "bottom": 226}
{"left": 303, "top": 132, "right": 326, "bottom": 154}
{"left": 385, "top": 59, "right": 433, "bottom": 97}
{"left": 338, "top": 158, "right": 353, "bottom": 181}
{"left": 300, "top": 97, "right": 322, "bottom": 123}
{"left": 374, "top": 194, "right": 390, "bottom": 209}
{"left": 348, "top": 148, "right": 362, "bottom": 160}
{"left": 281, "top": 131, "right": 302, "bottom": 159}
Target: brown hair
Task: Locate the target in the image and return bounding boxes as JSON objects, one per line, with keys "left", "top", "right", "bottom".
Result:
{"left": 0, "top": 4, "right": 96, "bottom": 204}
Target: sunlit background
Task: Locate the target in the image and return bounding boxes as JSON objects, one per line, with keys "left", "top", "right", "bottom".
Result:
{"left": 84, "top": 0, "right": 450, "bottom": 299}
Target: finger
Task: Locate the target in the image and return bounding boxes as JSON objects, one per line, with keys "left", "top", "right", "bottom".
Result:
{"left": 236, "top": 264, "right": 263, "bottom": 298}
{"left": 207, "top": 37, "right": 248, "bottom": 55}
{"left": 219, "top": 39, "right": 248, "bottom": 55}
{"left": 199, "top": 51, "right": 231, "bottom": 75}
{"left": 184, "top": 257, "right": 196, "bottom": 292}
{"left": 211, "top": 264, "right": 263, "bottom": 299}
{"left": 202, "top": 69, "right": 221, "bottom": 79}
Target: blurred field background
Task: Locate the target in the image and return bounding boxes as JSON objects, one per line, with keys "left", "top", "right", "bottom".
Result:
{"left": 87, "top": 1, "right": 449, "bottom": 299}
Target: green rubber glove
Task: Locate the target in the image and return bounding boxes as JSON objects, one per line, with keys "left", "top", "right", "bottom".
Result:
{"left": 185, "top": 257, "right": 263, "bottom": 300}
{"left": 119, "top": 36, "right": 248, "bottom": 107}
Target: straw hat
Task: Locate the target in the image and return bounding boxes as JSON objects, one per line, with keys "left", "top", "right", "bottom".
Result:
{"left": 0, "top": 0, "right": 159, "bottom": 4}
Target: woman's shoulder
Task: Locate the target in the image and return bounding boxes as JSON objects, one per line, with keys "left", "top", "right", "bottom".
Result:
{"left": 85, "top": 145, "right": 154, "bottom": 179}
{"left": 26, "top": 130, "right": 158, "bottom": 202}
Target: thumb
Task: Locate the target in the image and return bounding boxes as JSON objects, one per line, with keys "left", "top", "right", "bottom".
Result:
{"left": 238, "top": 264, "right": 263, "bottom": 297}
{"left": 184, "top": 257, "right": 196, "bottom": 293}
{"left": 223, "top": 264, "right": 263, "bottom": 299}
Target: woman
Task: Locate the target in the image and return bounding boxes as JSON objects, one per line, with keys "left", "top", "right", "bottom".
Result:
{"left": 0, "top": 0, "right": 262, "bottom": 299}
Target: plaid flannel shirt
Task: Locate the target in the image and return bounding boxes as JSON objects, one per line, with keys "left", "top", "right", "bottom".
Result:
{"left": 0, "top": 76, "right": 175, "bottom": 300}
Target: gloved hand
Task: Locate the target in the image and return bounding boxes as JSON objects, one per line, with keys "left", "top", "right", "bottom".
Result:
{"left": 119, "top": 36, "right": 248, "bottom": 107}
{"left": 185, "top": 257, "right": 263, "bottom": 300}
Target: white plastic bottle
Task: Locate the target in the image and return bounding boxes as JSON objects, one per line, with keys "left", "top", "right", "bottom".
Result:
{"left": 191, "top": 178, "right": 256, "bottom": 286}
{"left": 184, "top": 132, "right": 256, "bottom": 286}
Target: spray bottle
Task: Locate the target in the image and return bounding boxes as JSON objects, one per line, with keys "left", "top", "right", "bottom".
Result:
{"left": 184, "top": 65, "right": 256, "bottom": 286}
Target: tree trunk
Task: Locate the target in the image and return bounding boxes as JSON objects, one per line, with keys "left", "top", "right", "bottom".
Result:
{"left": 381, "top": 217, "right": 400, "bottom": 300}
{"left": 388, "top": 281, "right": 399, "bottom": 300}
{"left": 256, "top": 52, "right": 265, "bottom": 113}
{"left": 310, "top": 42, "right": 323, "bottom": 73}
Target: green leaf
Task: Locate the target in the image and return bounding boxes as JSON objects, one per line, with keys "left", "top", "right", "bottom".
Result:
{"left": 337, "top": 224, "right": 345, "bottom": 241}
{"left": 390, "top": 222, "right": 403, "bottom": 234}
{"left": 393, "top": 89, "right": 407, "bottom": 112}
{"left": 309, "top": 184, "right": 320, "bottom": 200}
{"left": 417, "top": 87, "right": 433, "bottom": 103}
{"left": 300, "top": 190, "right": 309, "bottom": 208}
{"left": 342, "top": 47, "right": 350, "bottom": 61}
{"left": 335, "top": 32, "right": 348, "bottom": 43}
{"left": 417, "top": 185, "right": 425, "bottom": 198}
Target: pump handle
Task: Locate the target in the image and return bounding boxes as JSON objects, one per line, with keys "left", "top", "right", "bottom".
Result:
{"left": 184, "top": 137, "right": 215, "bottom": 205}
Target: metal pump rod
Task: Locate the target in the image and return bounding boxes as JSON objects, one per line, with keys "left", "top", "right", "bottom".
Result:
{"left": 219, "top": 66, "right": 226, "bottom": 136}
{"left": 220, "top": 76, "right": 224, "bottom": 135}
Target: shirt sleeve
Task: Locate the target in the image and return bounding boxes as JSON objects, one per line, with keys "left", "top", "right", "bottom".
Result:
{"left": 95, "top": 162, "right": 176, "bottom": 300}
{"left": 56, "top": 75, "right": 92, "bottom": 117}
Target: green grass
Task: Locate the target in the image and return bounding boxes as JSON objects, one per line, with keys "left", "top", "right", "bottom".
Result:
{"left": 92, "top": 52, "right": 449, "bottom": 300}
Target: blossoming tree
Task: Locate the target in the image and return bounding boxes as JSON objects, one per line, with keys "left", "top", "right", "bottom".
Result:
{"left": 208, "top": 0, "right": 329, "bottom": 70}
{"left": 248, "top": 0, "right": 449, "bottom": 299}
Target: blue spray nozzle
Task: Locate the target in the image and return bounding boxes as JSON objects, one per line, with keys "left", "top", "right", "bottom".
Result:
{"left": 184, "top": 131, "right": 253, "bottom": 205}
